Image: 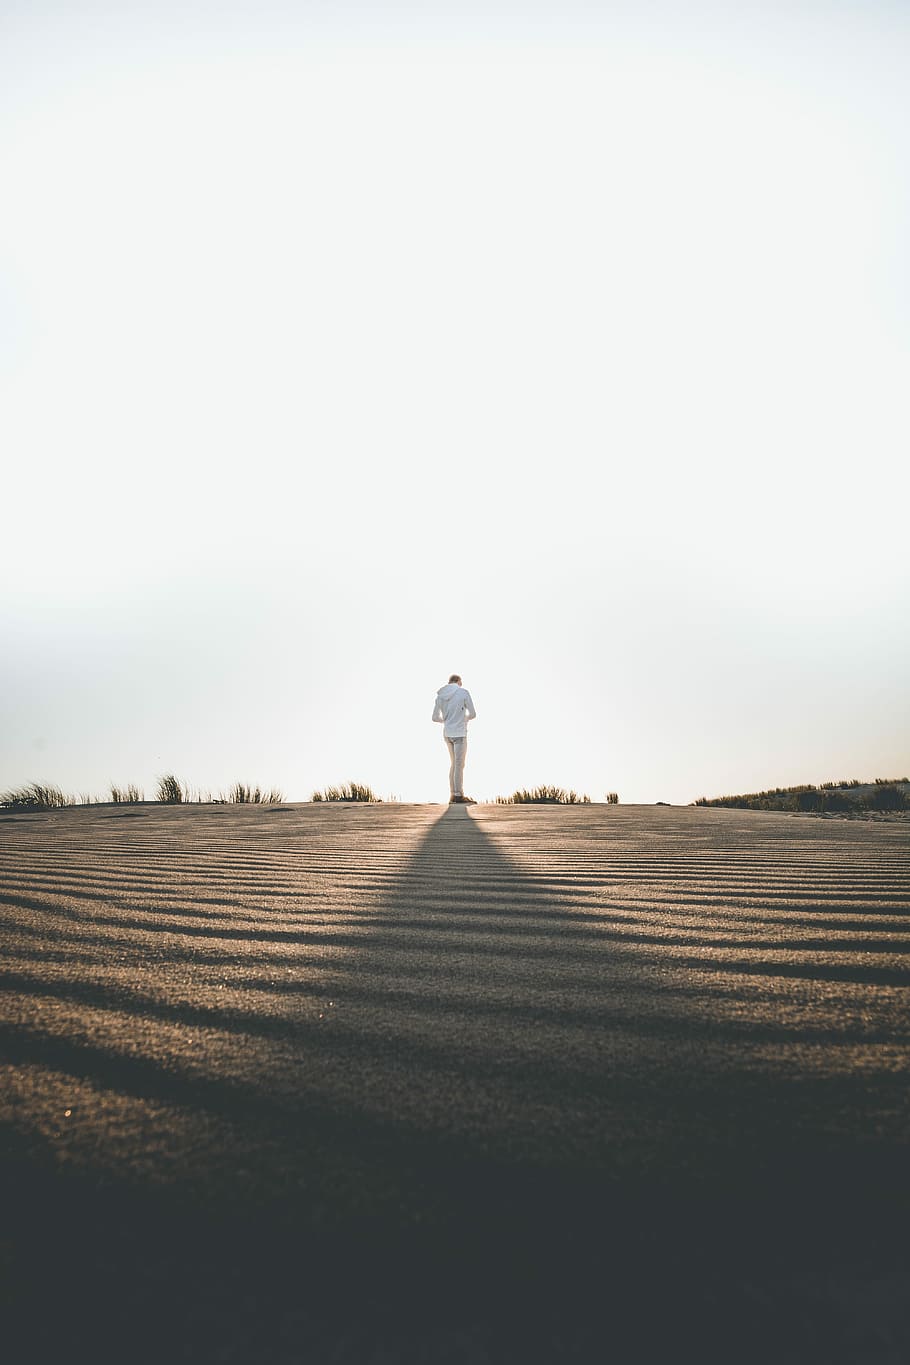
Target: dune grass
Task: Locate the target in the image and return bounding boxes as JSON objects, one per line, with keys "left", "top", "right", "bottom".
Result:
{"left": 695, "top": 778, "right": 910, "bottom": 813}
{"left": 311, "top": 782, "right": 382, "bottom": 803}
{"left": 497, "top": 785, "right": 592, "bottom": 805}
{"left": 224, "top": 783, "right": 284, "bottom": 805}
{"left": 0, "top": 782, "right": 73, "bottom": 811}
{"left": 156, "top": 774, "right": 186, "bottom": 804}
{"left": 5, "top": 777, "right": 282, "bottom": 809}
{"left": 157, "top": 777, "right": 286, "bottom": 805}
{"left": 154, "top": 775, "right": 216, "bottom": 804}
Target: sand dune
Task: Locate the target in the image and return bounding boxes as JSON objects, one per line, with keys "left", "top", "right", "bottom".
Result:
{"left": 1, "top": 802, "right": 908, "bottom": 1363}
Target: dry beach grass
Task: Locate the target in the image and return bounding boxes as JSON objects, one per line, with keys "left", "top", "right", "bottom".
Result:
{"left": 1, "top": 802, "right": 908, "bottom": 1362}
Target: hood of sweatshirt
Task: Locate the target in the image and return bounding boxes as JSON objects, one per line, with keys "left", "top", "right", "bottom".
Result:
{"left": 436, "top": 683, "right": 461, "bottom": 701}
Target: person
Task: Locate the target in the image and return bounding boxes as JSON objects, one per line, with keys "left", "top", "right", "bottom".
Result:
{"left": 432, "top": 674, "right": 476, "bottom": 803}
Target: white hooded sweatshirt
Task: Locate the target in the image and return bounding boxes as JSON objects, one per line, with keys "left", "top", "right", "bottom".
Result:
{"left": 432, "top": 683, "right": 476, "bottom": 739}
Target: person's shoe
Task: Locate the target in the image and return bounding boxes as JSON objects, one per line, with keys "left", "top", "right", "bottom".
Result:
{"left": 448, "top": 794, "right": 459, "bottom": 803}
{"left": 452, "top": 795, "right": 476, "bottom": 804}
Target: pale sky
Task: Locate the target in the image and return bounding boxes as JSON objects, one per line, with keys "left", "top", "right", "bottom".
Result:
{"left": 2, "top": 1, "right": 908, "bottom": 805}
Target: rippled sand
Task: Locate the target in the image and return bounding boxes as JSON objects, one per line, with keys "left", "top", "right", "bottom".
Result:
{"left": 2, "top": 802, "right": 908, "bottom": 1362}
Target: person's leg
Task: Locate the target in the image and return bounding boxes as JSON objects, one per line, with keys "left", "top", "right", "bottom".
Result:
{"left": 452, "top": 736, "right": 467, "bottom": 797}
{"left": 445, "top": 737, "right": 457, "bottom": 797}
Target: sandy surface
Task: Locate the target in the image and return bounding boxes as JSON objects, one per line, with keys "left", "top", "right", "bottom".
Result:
{"left": 1, "top": 801, "right": 908, "bottom": 1363}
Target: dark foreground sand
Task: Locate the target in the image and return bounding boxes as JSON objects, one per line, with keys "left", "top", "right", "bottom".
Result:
{"left": 1, "top": 802, "right": 908, "bottom": 1363}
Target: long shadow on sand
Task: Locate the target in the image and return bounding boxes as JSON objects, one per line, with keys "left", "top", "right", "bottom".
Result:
{"left": 2, "top": 804, "right": 909, "bottom": 1363}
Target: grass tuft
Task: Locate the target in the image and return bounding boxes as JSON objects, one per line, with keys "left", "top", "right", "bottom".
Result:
{"left": 497, "top": 785, "right": 591, "bottom": 805}
{"left": 311, "top": 782, "right": 382, "bottom": 803}
{"left": 225, "top": 783, "right": 284, "bottom": 805}
{"left": 0, "top": 782, "right": 72, "bottom": 810}
{"left": 110, "top": 783, "right": 144, "bottom": 804}
{"left": 156, "top": 774, "right": 186, "bottom": 804}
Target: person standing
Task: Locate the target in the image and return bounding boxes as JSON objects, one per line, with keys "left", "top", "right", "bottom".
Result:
{"left": 432, "top": 674, "right": 476, "bottom": 803}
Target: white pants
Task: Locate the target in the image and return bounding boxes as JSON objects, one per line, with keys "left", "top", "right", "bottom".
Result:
{"left": 445, "top": 735, "right": 468, "bottom": 797}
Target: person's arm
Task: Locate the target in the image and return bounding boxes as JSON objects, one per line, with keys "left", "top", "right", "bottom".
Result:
{"left": 432, "top": 697, "right": 444, "bottom": 723}
{"left": 464, "top": 691, "right": 476, "bottom": 722}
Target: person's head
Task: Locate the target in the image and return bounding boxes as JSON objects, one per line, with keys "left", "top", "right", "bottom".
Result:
{"left": 449, "top": 673, "right": 462, "bottom": 686}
